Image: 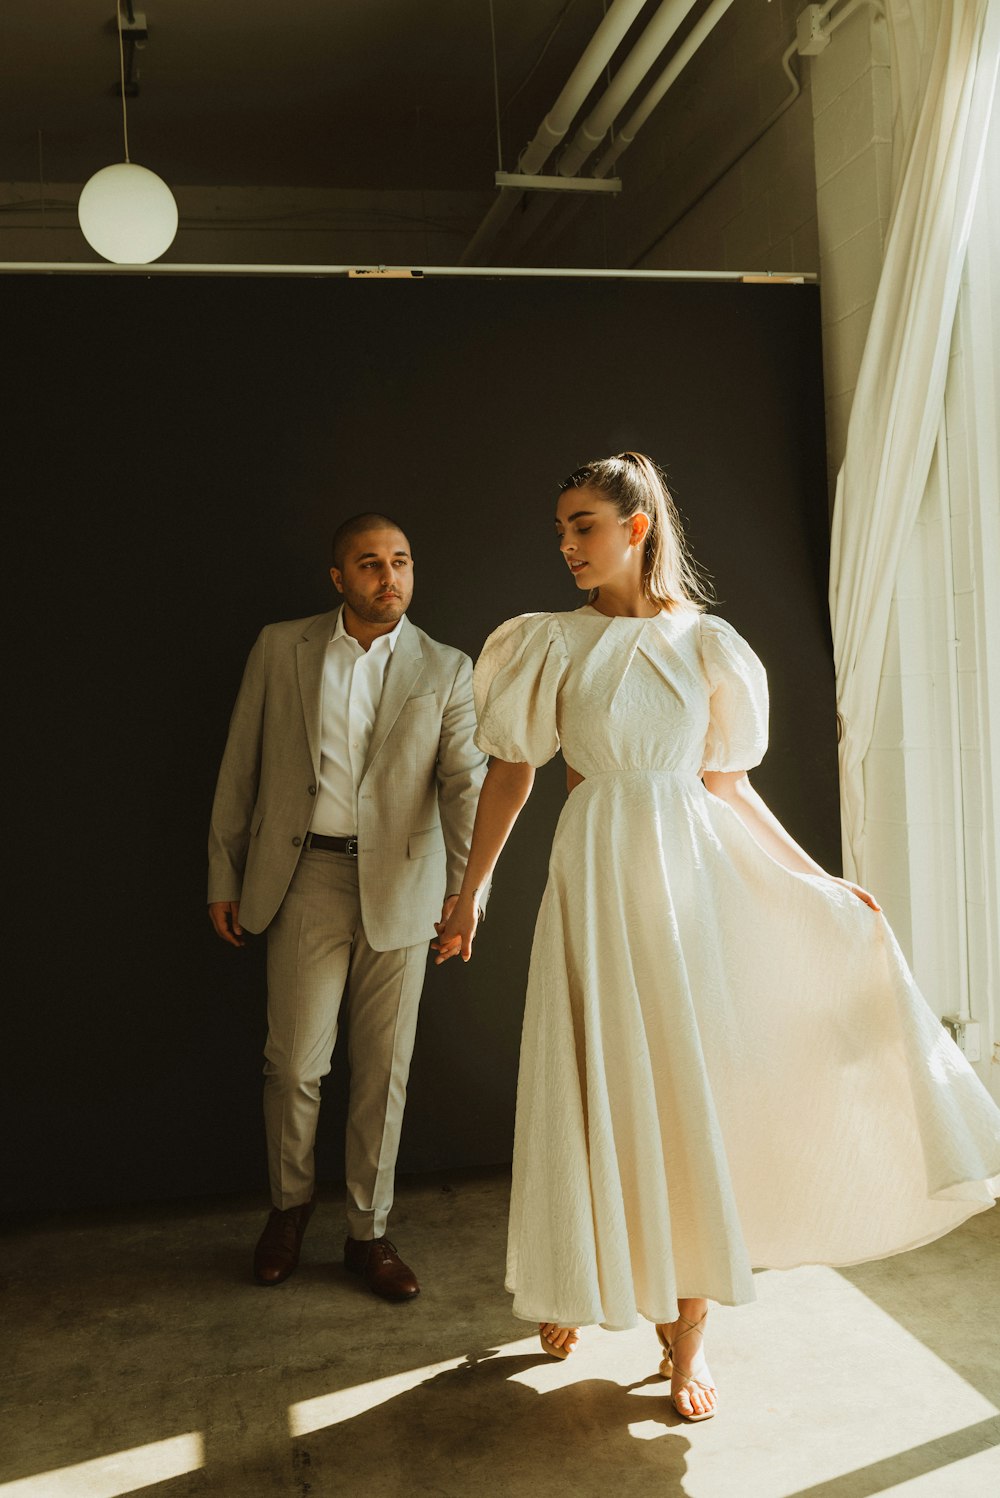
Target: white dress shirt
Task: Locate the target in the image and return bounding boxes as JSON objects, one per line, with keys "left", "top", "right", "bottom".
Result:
{"left": 310, "top": 611, "right": 405, "bottom": 836}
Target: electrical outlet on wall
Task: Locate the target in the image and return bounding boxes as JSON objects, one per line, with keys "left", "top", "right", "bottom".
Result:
{"left": 942, "top": 1016, "right": 982, "bottom": 1062}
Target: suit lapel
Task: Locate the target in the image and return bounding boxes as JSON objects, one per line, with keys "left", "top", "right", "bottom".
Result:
{"left": 362, "top": 617, "right": 424, "bottom": 778}
{"left": 296, "top": 608, "right": 340, "bottom": 777}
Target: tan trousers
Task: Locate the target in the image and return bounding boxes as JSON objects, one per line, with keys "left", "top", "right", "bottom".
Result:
{"left": 263, "top": 847, "right": 428, "bottom": 1237}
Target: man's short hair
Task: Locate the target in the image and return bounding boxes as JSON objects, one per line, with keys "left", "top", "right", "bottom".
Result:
{"left": 331, "top": 512, "right": 408, "bottom": 569}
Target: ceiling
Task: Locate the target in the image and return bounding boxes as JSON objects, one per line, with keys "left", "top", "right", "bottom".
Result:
{"left": 0, "top": 0, "right": 675, "bottom": 192}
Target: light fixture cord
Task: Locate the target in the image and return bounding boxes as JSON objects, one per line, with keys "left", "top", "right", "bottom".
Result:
{"left": 488, "top": 0, "right": 503, "bottom": 173}
{"left": 117, "top": 0, "right": 130, "bottom": 162}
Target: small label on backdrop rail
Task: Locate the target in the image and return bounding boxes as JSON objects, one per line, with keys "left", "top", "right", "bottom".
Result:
{"left": 348, "top": 267, "right": 422, "bottom": 278}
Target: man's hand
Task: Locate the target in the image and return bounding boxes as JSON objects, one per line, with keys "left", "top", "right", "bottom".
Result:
{"left": 432, "top": 893, "right": 479, "bottom": 965}
{"left": 437, "top": 894, "right": 459, "bottom": 929}
{"left": 209, "top": 900, "right": 245, "bottom": 948}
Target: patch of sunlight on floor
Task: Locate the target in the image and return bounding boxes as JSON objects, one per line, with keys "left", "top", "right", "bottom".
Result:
{"left": 685, "top": 1266, "right": 999, "bottom": 1498}
{"left": 880, "top": 1446, "right": 1000, "bottom": 1496}
{"left": 284, "top": 1264, "right": 994, "bottom": 1498}
{"left": 286, "top": 1266, "right": 998, "bottom": 1498}
{"left": 507, "top": 1325, "right": 661, "bottom": 1394}
{"left": 291, "top": 1331, "right": 640, "bottom": 1437}
{"left": 0, "top": 1433, "right": 205, "bottom": 1498}
{"left": 289, "top": 1348, "right": 521, "bottom": 1435}
{"left": 289, "top": 1328, "right": 671, "bottom": 1439}
{"left": 628, "top": 1421, "right": 668, "bottom": 1442}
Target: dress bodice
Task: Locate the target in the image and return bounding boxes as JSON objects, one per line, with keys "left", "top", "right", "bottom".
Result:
{"left": 473, "top": 606, "right": 769, "bottom": 778}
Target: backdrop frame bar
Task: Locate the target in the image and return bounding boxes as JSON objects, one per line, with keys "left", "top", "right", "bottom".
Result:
{"left": 0, "top": 261, "right": 817, "bottom": 282}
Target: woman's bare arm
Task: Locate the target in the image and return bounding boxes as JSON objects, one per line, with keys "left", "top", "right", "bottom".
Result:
{"left": 433, "top": 758, "right": 535, "bottom": 963}
{"left": 702, "top": 770, "right": 880, "bottom": 910}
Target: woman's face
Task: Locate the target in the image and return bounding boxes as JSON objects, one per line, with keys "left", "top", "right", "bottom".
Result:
{"left": 555, "top": 487, "right": 645, "bottom": 593}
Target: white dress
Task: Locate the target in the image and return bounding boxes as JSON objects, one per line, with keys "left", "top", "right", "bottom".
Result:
{"left": 473, "top": 607, "right": 1000, "bottom": 1331}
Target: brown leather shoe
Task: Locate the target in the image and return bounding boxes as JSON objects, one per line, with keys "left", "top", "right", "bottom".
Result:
{"left": 253, "top": 1200, "right": 314, "bottom": 1285}
{"left": 344, "top": 1236, "right": 420, "bottom": 1301}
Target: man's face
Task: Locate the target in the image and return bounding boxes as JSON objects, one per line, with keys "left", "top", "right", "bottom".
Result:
{"left": 330, "top": 527, "right": 414, "bottom": 626}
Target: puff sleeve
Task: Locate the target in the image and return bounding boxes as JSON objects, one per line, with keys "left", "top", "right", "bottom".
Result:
{"left": 473, "top": 613, "right": 569, "bottom": 766}
{"left": 700, "top": 615, "right": 769, "bottom": 773}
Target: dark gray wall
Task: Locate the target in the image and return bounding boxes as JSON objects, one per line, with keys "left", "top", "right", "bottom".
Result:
{"left": 2, "top": 274, "right": 834, "bottom": 1214}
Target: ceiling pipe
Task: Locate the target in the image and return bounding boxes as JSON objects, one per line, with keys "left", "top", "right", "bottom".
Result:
{"left": 556, "top": 0, "right": 700, "bottom": 178}
{"left": 459, "top": 0, "right": 648, "bottom": 266}
{"left": 522, "top": 0, "right": 740, "bottom": 258}
{"left": 592, "top": 0, "right": 739, "bottom": 179}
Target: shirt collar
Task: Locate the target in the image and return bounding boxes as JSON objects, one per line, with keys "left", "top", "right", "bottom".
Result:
{"left": 332, "top": 608, "right": 405, "bottom": 652}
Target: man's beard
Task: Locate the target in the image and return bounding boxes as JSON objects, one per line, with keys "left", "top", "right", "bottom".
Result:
{"left": 344, "top": 587, "right": 408, "bottom": 624}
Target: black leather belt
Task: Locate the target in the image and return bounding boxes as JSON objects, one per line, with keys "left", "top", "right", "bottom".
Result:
{"left": 306, "top": 833, "right": 358, "bottom": 856}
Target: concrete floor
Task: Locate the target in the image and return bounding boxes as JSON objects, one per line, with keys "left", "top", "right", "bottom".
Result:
{"left": 2, "top": 1168, "right": 999, "bottom": 1498}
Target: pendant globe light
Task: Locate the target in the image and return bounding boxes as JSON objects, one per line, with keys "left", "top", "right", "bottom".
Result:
{"left": 78, "top": 3, "right": 178, "bottom": 264}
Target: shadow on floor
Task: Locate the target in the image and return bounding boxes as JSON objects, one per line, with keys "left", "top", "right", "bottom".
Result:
{"left": 4, "top": 1181, "right": 999, "bottom": 1498}
{"left": 116, "top": 1351, "right": 692, "bottom": 1497}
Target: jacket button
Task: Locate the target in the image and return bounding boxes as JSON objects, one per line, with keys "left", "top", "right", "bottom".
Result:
{"left": 292, "top": 836, "right": 302, "bottom": 847}
{"left": 308, "top": 784, "right": 317, "bottom": 795}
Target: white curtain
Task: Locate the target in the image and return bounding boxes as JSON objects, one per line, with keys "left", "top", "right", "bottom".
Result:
{"left": 828, "top": 0, "right": 1000, "bottom": 883}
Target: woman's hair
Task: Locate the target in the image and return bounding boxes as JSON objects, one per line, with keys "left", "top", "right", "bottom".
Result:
{"left": 558, "top": 451, "right": 712, "bottom": 612}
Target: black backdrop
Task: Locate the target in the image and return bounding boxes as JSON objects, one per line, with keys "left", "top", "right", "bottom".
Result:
{"left": 2, "top": 273, "right": 835, "bottom": 1214}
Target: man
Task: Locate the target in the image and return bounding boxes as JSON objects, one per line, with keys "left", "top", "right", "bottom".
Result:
{"left": 208, "top": 513, "right": 486, "bottom": 1300}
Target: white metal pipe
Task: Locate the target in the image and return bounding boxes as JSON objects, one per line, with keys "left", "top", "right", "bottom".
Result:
{"left": 557, "top": 0, "right": 700, "bottom": 178}
{"left": 516, "top": 0, "right": 649, "bottom": 174}
{"left": 460, "top": 0, "right": 647, "bottom": 265}
{"left": 819, "top": 0, "right": 886, "bottom": 31}
{"left": 593, "top": 0, "right": 739, "bottom": 177}
{"left": 522, "top": 0, "right": 742, "bottom": 257}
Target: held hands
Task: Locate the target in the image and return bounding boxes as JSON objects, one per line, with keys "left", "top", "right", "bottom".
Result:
{"left": 432, "top": 892, "right": 479, "bottom": 965}
{"left": 208, "top": 900, "right": 245, "bottom": 947}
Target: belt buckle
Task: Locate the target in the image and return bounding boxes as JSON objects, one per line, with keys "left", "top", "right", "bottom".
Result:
{"left": 345, "top": 836, "right": 358, "bottom": 857}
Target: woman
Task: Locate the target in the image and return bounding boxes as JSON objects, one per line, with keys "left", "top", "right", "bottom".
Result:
{"left": 434, "top": 452, "right": 1000, "bottom": 1423}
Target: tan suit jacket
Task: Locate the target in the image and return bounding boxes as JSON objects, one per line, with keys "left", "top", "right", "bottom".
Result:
{"left": 208, "top": 607, "right": 487, "bottom": 949}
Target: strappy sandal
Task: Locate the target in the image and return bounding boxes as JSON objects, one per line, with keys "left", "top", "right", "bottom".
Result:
{"left": 539, "top": 1322, "right": 578, "bottom": 1359}
{"left": 656, "top": 1312, "right": 718, "bottom": 1422}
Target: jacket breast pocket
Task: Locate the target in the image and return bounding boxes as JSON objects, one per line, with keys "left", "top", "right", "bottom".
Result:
{"left": 408, "top": 826, "right": 445, "bottom": 860}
